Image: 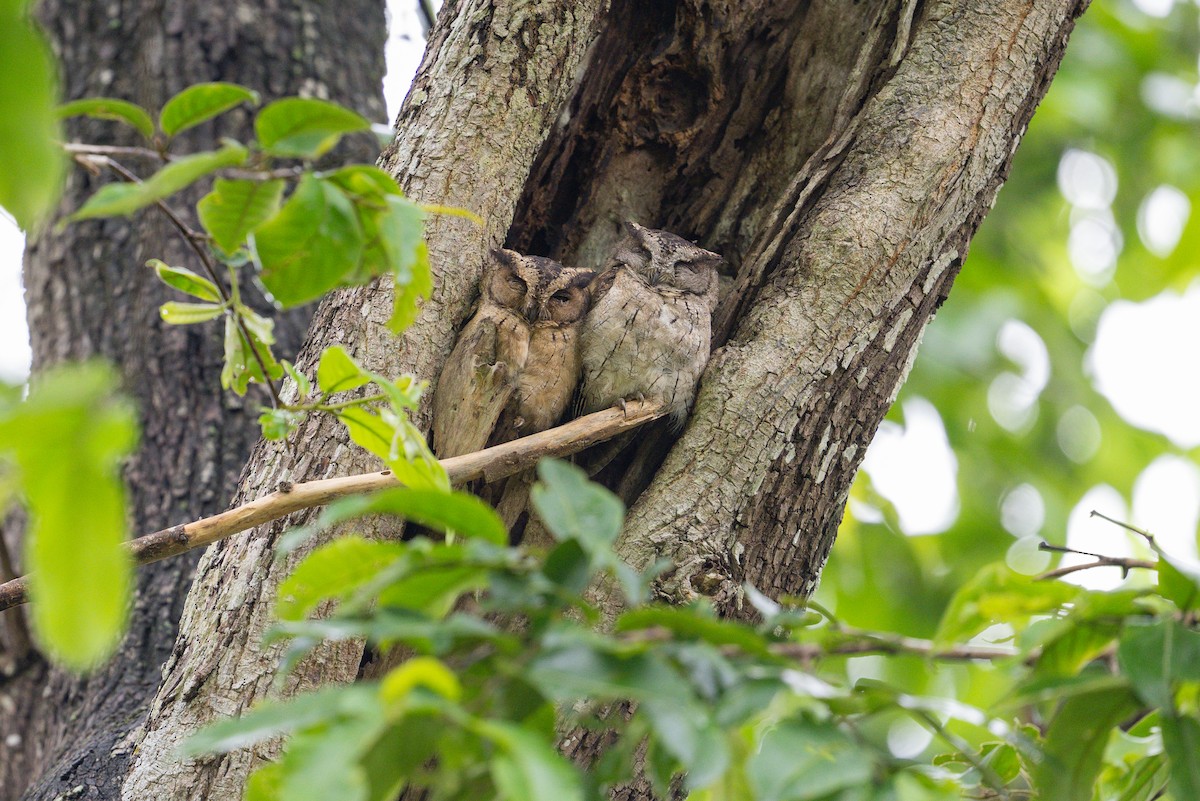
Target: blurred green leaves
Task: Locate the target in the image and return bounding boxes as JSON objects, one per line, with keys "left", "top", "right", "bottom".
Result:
{"left": 0, "top": 0, "right": 64, "bottom": 230}
{"left": 0, "top": 363, "right": 136, "bottom": 669}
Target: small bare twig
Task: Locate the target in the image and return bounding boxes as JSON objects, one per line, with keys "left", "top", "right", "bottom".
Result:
{"left": 0, "top": 401, "right": 666, "bottom": 612}
{"left": 63, "top": 142, "right": 166, "bottom": 161}
{"left": 0, "top": 526, "right": 32, "bottom": 665}
{"left": 80, "top": 153, "right": 285, "bottom": 407}
{"left": 225, "top": 166, "right": 306, "bottom": 181}
{"left": 1090, "top": 510, "right": 1156, "bottom": 546}
{"left": 417, "top": 0, "right": 437, "bottom": 34}
{"left": 1036, "top": 541, "right": 1156, "bottom": 581}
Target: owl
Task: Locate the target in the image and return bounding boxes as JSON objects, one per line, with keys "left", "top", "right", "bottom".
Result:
{"left": 432, "top": 248, "right": 593, "bottom": 461}
{"left": 579, "top": 221, "right": 723, "bottom": 429}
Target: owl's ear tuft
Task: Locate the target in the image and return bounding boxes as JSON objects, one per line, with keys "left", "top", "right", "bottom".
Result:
{"left": 621, "top": 220, "right": 646, "bottom": 239}
{"left": 692, "top": 253, "right": 726, "bottom": 273}
{"left": 490, "top": 247, "right": 520, "bottom": 269}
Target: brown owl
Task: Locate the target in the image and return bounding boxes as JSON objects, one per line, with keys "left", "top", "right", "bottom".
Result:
{"left": 579, "top": 221, "right": 723, "bottom": 429}
{"left": 432, "top": 248, "right": 593, "bottom": 461}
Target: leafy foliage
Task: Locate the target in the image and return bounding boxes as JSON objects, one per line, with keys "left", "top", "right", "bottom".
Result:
{"left": 0, "top": 0, "right": 65, "bottom": 230}
{"left": 182, "top": 459, "right": 1200, "bottom": 801}
{"left": 159, "top": 82, "right": 259, "bottom": 137}
{"left": 0, "top": 363, "right": 137, "bottom": 668}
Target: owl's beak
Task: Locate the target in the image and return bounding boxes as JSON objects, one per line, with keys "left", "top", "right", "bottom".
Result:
{"left": 646, "top": 268, "right": 664, "bottom": 286}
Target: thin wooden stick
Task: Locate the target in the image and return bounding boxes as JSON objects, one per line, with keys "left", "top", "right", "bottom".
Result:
{"left": 0, "top": 401, "right": 664, "bottom": 612}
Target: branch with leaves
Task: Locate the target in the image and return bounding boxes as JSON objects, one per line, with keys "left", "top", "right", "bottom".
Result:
{"left": 0, "top": 401, "right": 665, "bottom": 613}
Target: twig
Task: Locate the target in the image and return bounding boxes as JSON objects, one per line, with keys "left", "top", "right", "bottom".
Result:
{"left": 0, "top": 528, "right": 32, "bottom": 664}
{"left": 0, "top": 401, "right": 666, "bottom": 612}
{"left": 620, "top": 625, "right": 1022, "bottom": 662}
{"left": 63, "top": 142, "right": 165, "bottom": 161}
{"left": 81, "top": 154, "right": 285, "bottom": 408}
{"left": 1035, "top": 542, "right": 1156, "bottom": 581}
{"left": 769, "top": 637, "right": 1020, "bottom": 662}
{"left": 1090, "top": 510, "right": 1156, "bottom": 546}
{"left": 908, "top": 707, "right": 1010, "bottom": 797}
{"left": 225, "top": 166, "right": 305, "bottom": 181}
{"left": 416, "top": 0, "right": 437, "bottom": 34}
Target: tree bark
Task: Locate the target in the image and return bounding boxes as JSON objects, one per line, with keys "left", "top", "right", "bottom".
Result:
{"left": 121, "top": 2, "right": 612, "bottom": 798}
{"left": 14, "top": 0, "right": 1089, "bottom": 799}
{"left": 0, "top": 2, "right": 385, "bottom": 800}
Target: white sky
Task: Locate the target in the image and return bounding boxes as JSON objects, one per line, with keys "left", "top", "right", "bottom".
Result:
{"left": 2, "top": 0, "right": 1198, "bottom": 577}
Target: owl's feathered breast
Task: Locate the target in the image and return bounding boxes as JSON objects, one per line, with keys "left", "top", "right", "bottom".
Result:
{"left": 579, "top": 267, "right": 712, "bottom": 423}
{"left": 432, "top": 305, "right": 530, "bottom": 458}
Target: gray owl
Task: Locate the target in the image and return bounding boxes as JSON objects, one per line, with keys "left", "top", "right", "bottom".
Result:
{"left": 432, "top": 248, "right": 593, "bottom": 460}
{"left": 579, "top": 221, "right": 723, "bottom": 429}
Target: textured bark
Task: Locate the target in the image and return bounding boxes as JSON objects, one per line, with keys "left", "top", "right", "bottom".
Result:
{"left": 6, "top": 0, "right": 1091, "bottom": 799}
{"left": 121, "top": 2, "right": 611, "bottom": 798}
{"left": 0, "top": 3, "right": 385, "bottom": 800}
{"left": 615, "top": 0, "right": 1090, "bottom": 621}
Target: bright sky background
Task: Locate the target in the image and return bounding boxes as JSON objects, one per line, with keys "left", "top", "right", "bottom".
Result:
{"left": 2, "top": 0, "right": 1198, "bottom": 588}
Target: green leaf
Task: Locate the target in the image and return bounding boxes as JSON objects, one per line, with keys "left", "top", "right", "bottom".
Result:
{"left": 259, "top": 408, "right": 304, "bottom": 440}
{"left": 616, "top": 607, "right": 774, "bottom": 657}
{"left": 1161, "top": 714, "right": 1200, "bottom": 801}
{"left": 527, "top": 638, "right": 691, "bottom": 704}
{"left": 389, "top": 241, "right": 432, "bottom": 334}
{"left": 220, "top": 315, "right": 282, "bottom": 395}
{"left": 379, "top": 656, "right": 462, "bottom": 705}
{"left": 1112, "top": 753, "right": 1170, "bottom": 801}
{"left": 245, "top": 762, "right": 285, "bottom": 801}
{"left": 360, "top": 487, "right": 506, "bottom": 545}
{"left": 531, "top": 459, "right": 624, "bottom": 550}
{"left": 0, "top": 362, "right": 137, "bottom": 669}
{"left": 160, "top": 82, "right": 259, "bottom": 137}
{"left": 541, "top": 540, "right": 592, "bottom": 593}
{"left": 289, "top": 165, "right": 429, "bottom": 329}
{"left": 150, "top": 259, "right": 221, "bottom": 302}
{"left": 0, "top": 3, "right": 64, "bottom": 229}
{"left": 281, "top": 360, "right": 313, "bottom": 400}
{"left": 238, "top": 305, "right": 276, "bottom": 346}
{"left": 276, "top": 536, "right": 406, "bottom": 621}
{"left": 935, "top": 562, "right": 1080, "bottom": 646}
{"left": 57, "top": 97, "right": 154, "bottom": 139}
{"left": 278, "top": 713, "right": 383, "bottom": 801}
{"left": 269, "top": 610, "right": 503, "bottom": 656}
{"left": 198, "top": 178, "right": 284, "bottom": 255}
{"left": 159, "top": 301, "right": 225, "bottom": 325}
{"left": 643, "top": 699, "right": 729, "bottom": 789}
{"left": 318, "top": 345, "right": 371, "bottom": 394}
{"left": 71, "top": 143, "right": 249, "bottom": 220}
{"left": 359, "top": 718, "right": 442, "bottom": 801}
{"left": 1157, "top": 553, "right": 1200, "bottom": 611}
{"left": 336, "top": 406, "right": 446, "bottom": 492}
{"left": 255, "top": 97, "right": 371, "bottom": 158}
{"left": 746, "top": 718, "right": 875, "bottom": 801}
{"left": 254, "top": 174, "right": 364, "bottom": 306}
{"left": 378, "top": 564, "right": 489, "bottom": 618}
{"left": 184, "top": 684, "right": 378, "bottom": 756}
{"left": 472, "top": 719, "right": 583, "bottom": 801}
{"left": 1117, "top": 619, "right": 1200, "bottom": 710}
{"left": 1032, "top": 619, "right": 1120, "bottom": 678}
{"left": 1033, "top": 684, "right": 1141, "bottom": 801}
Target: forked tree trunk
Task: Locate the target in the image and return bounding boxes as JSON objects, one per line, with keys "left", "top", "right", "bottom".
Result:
{"left": 113, "top": 0, "right": 1086, "bottom": 798}
{"left": 0, "top": 2, "right": 385, "bottom": 799}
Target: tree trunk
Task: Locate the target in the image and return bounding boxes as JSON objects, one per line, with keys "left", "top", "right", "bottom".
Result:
{"left": 0, "top": 3, "right": 385, "bottom": 800}
{"left": 37, "top": 0, "right": 1085, "bottom": 798}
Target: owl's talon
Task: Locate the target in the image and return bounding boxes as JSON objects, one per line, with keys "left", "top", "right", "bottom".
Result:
{"left": 617, "top": 397, "right": 628, "bottom": 418}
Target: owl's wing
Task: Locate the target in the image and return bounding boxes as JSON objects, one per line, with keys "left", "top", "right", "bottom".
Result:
{"left": 432, "top": 316, "right": 519, "bottom": 459}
